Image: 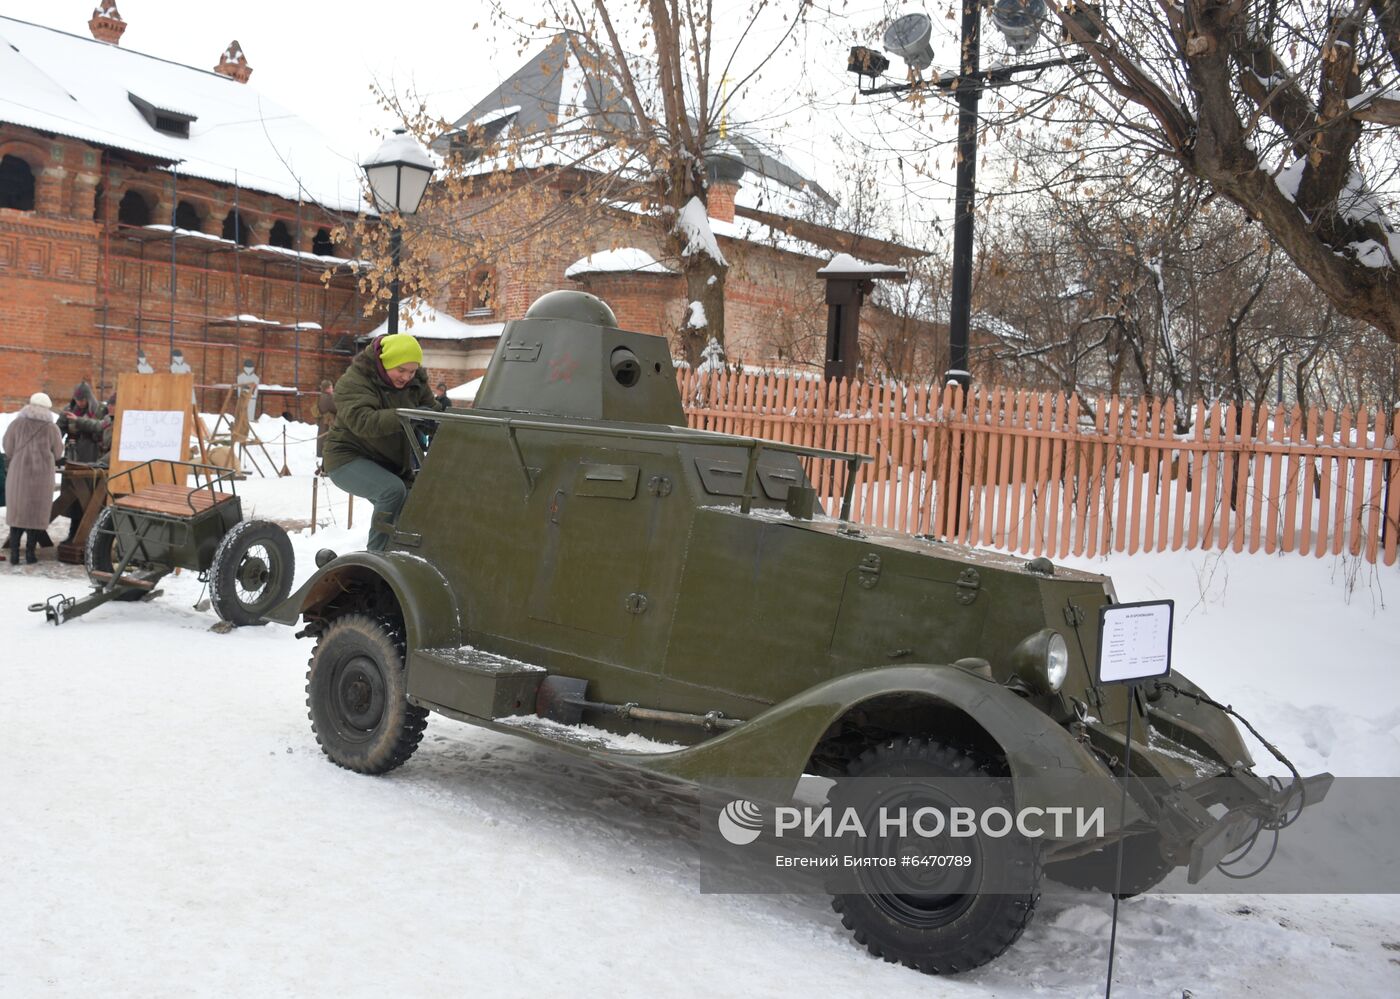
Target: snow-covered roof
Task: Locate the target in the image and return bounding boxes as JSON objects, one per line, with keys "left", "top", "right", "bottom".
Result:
{"left": 565, "top": 247, "right": 675, "bottom": 277}
{"left": 0, "top": 16, "right": 362, "bottom": 210}
{"left": 817, "top": 253, "right": 907, "bottom": 278}
{"left": 446, "top": 375, "right": 485, "bottom": 403}
{"left": 367, "top": 305, "right": 504, "bottom": 342}
{"left": 438, "top": 32, "right": 833, "bottom": 209}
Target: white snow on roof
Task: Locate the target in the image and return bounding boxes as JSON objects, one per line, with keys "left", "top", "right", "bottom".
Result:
{"left": 367, "top": 305, "right": 504, "bottom": 341}
{"left": 472, "top": 104, "right": 520, "bottom": 128}
{"left": 817, "top": 253, "right": 905, "bottom": 277}
{"left": 363, "top": 130, "right": 434, "bottom": 169}
{"left": 446, "top": 375, "right": 485, "bottom": 403}
{"left": 564, "top": 247, "right": 675, "bottom": 277}
{"left": 0, "top": 16, "right": 362, "bottom": 210}
{"left": 608, "top": 199, "right": 830, "bottom": 261}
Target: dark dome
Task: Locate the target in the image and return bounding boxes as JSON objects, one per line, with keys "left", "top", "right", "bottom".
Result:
{"left": 525, "top": 290, "right": 618, "bottom": 328}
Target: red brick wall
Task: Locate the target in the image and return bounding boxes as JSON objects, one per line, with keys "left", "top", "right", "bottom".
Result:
{"left": 0, "top": 125, "right": 377, "bottom": 419}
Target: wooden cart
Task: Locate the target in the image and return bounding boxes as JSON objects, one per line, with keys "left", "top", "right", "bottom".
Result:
{"left": 31, "top": 459, "right": 294, "bottom": 626}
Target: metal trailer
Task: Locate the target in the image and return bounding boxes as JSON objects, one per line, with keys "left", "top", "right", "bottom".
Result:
{"left": 31, "top": 458, "right": 294, "bottom": 626}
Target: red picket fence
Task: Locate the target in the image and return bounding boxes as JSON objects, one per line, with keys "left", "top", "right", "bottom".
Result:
{"left": 677, "top": 369, "right": 1400, "bottom": 566}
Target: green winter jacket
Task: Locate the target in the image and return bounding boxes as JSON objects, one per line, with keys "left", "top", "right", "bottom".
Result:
{"left": 322, "top": 340, "right": 440, "bottom": 476}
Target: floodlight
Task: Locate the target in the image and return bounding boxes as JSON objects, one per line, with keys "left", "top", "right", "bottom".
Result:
{"left": 883, "top": 12, "right": 935, "bottom": 72}
{"left": 990, "top": 0, "right": 1047, "bottom": 54}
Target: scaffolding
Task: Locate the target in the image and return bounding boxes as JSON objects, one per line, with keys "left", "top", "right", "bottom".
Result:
{"left": 93, "top": 206, "right": 367, "bottom": 418}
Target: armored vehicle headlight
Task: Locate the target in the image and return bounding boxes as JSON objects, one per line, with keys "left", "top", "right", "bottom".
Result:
{"left": 1010, "top": 629, "right": 1070, "bottom": 694}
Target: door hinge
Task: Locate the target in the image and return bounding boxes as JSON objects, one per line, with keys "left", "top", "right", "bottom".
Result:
{"left": 955, "top": 567, "right": 980, "bottom": 605}
{"left": 856, "top": 553, "right": 882, "bottom": 590}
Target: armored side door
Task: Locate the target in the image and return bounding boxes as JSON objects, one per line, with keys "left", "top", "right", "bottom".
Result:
{"left": 526, "top": 443, "right": 686, "bottom": 694}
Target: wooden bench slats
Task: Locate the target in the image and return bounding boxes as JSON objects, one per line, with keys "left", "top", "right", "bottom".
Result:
{"left": 113, "top": 484, "right": 233, "bottom": 517}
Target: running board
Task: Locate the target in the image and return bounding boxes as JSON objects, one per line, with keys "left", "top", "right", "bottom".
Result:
{"left": 407, "top": 646, "right": 546, "bottom": 720}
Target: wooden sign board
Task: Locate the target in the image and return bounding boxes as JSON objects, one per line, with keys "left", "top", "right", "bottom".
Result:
{"left": 109, "top": 372, "right": 195, "bottom": 494}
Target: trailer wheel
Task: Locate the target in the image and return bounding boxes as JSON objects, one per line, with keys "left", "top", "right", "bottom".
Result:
{"left": 1046, "top": 833, "right": 1174, "bottom": 898}
{"left": 828, "top": 738, "right": 1039, "bottom": 975}
{"left": 83, "top": 506, "right": 145, "bottom": 600}
{"left": 209, "top": 519, "right": 295, "bottom": 626}
{"left": 306, "top": 614, "right": 428, "bottom": 774}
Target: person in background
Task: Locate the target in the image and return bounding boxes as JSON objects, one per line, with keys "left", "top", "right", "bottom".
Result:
{"left": 435, "top": 381, "right": 451, "bottom": 410}
{"left": 315, "top": 379, "right": 336, "bottom": 461}
{"left": 323, "top": 333, "right": 441, "bottom": 551}
{"left": 57, "top": 382, "right": 106, "bottom": 464}
{"left": 3, "top": 393, "right": 64, "bottom": 566}
{"left": 55, "top": 382, "right": 114, "bottom": 541}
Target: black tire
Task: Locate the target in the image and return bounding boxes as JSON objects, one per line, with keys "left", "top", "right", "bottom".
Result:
{"left": 1046, "top": 833, "right": 1174, "bottom": 898}
{"left": 306, "top": 614, "right": 428, "bottom": 774}
{"left": 208, "top": 519, "right": 295, "bottom": 626}
{"left": 83, "top": 506, "right": 144, "bottom": 600}
{"left": 828, "top": 738, "right": 1040, "bottom": 975}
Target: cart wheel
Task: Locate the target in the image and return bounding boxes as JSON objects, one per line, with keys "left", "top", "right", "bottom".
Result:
{"left": 209, "top": 520, "right": 295, "bottom": 626}
{"left": 83, "top": 507, "right": 145, "bottom": 601}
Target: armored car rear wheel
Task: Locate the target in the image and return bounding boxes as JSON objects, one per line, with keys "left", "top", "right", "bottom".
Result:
{"left": 307, "top": 614, "right": 428, "bottom": 775}
{"left": 828, "top": 738, "right": 1039, "bottom": 975}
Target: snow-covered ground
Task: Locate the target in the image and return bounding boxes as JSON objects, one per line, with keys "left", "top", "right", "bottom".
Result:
{"left": 3, "top": 420, "right": 1398, "bottom": 997}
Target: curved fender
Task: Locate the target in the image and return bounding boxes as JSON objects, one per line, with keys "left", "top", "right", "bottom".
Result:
{"left": 266, "top": 551, "right": 462, "bottom": 652}
{"left": 582, "top": 665, "right": 1140, "bottom": 830}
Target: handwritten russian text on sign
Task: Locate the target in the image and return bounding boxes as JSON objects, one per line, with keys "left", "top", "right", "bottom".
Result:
{"left": 1096, "top": 600, "right": 1174, "bottom": 685}
{"left": 117, "top": 409, "right": 186, "bottom": 463}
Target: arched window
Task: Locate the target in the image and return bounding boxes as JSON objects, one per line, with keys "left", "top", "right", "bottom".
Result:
{"left": 175, "top": 200, "right": 202, "bottom": 231}
{"left": 118, "top": 189, "right": 152, "bottom": 226}
{"left": 0, "top": 154, "right": 36, "bottom": 211}
{"left": 222, "top": 209, "right": 253, "bottom": 246}
{"left": 311, "top": 227, "right": 335, "bottom": 256}
{"left": 92, "top": 182, "right": 105, "bottom": 221}
{"left": 267, "top": 219, "right": 294, "bottom": 249}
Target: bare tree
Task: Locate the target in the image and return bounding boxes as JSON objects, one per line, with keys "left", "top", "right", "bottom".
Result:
{"left": 340, "top": 1, "right": 813, "bottom": 366}
{"left": 1048, "top": 0, "right": 1400, "bottom": 343}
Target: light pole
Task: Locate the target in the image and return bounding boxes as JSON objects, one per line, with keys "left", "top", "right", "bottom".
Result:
{"left": 361, "top": 129, "right": 435, "bottom": 335}
{"left": 849, "top": 3, "right": 1085, "bottom": 388}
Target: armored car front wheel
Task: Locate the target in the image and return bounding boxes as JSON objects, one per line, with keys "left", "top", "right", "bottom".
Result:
{"left": 828, "top": 738, "right": 1039, "bottom": 975}
{"left": 306, "top": 614, "right": 428, "bottom": 775}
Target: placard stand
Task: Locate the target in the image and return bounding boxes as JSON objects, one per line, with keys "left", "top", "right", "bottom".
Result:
{"left": 1095, "top": 599, "right": 1174, "bottom": 999}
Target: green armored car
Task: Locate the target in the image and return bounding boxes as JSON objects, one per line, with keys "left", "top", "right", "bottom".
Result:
{"left": 270, "top": 290, "right": 1330, "bottom": 974}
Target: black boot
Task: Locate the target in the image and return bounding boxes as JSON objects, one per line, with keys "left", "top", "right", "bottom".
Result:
{"left": 25, "top": 532, "right": 38, "bottom": 565}
{"left": 6, "top": 529, "right": 18, "bottom": 566}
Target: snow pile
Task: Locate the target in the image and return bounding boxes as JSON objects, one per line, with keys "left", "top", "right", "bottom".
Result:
{"left": 675, "top": 197, "right": 728, "bottom": 266}
{"left": 564, "top": 247, "right": 675, "bottom": 278}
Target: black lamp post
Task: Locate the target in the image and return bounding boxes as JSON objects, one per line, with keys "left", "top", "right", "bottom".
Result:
{"left": 851, "top": 2, "right": 1082, "bottom": 389}
{"left": 361, "top": 128, "right": 434, "bottom": 336}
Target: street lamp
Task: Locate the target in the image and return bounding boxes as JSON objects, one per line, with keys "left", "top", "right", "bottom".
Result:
{"left": 361, "top": 128, "right": 434, "bottom": 335}
{"left": 850, "top": 5, "right": 1082, "bottom": 389}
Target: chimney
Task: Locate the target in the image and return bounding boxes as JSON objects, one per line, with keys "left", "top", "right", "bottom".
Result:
{"left": 214, "top": 40, "right": 253, "bottom": 83}
{"left": 707, "top": 180, "right": 738, "bottom": 224}
{"left": 88, "top": 1, "right": 127, "bottom": 45}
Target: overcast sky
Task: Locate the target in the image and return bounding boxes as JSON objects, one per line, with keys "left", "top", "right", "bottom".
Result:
{"left": 0, "top": 2, "right": 1030, "bottom": 247}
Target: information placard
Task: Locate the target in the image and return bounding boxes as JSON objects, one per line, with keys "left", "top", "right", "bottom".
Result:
{"left": 1095, "top": 600, "right": 1174, "bottom": 685}
{"left": 117, "top": 409, "right": 186, "bottom": 463}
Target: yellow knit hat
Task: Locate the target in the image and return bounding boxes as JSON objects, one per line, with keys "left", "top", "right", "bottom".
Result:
{"left": 379, "top": 333, "right": 423, "bottom": 370}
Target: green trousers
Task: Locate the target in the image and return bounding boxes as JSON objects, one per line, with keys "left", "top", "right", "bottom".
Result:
{"left": 327, "top": 458, "right": 407, "bottom": 552}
